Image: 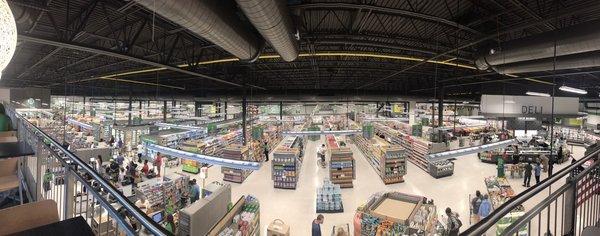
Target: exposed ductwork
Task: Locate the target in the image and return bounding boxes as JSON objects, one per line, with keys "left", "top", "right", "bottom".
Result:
{"left": 475, "top": 19, "right": 600, "bottom": 71}
{"left": 235, "top": 0, "right": 299, "bottom": 62}
{"left": 133, "top": 0, "right": 261, "bottom": 61}
{"left": 494, "top": 51, "right": 600, "bottom": 74}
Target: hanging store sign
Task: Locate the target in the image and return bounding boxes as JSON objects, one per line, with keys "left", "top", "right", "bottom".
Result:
{"left": 480, "top": 95, "right": 579, "bottom": 118}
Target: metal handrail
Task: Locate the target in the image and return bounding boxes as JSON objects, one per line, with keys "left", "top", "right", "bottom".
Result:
{"left": 461, "top": 146, "right": 600, "bottom": 235}
{"left": 6, "top": 104, "right": 168, "bottom": 236}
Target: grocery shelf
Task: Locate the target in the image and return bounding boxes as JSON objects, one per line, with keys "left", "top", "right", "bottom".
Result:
{"left": 144, "top": 142, "right": 262, "bottom": 170}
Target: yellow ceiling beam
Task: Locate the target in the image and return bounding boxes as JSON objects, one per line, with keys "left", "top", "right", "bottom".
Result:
{"left": 88, "top": 51, "right": 477, "bottom": 81}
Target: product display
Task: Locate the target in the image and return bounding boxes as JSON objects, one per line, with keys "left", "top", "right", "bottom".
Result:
{"left": 221, "top": 144, "right": 254, "bottom": 183}
{"left": 316, "top": 179, "right": 344, "bottom": 213}
{"left": 484, "top": 176, "right": 527, "bottom": 235}
{"left": 354, "top": 192, "right": 438, "bottom": 236}
{"left": 209, "top": 195, "right": 260, "bottom": 236}
{"left": 326, "top": 135, "right": 355, "bottom": 188}
{"left": 272, "top": 136, "right": 302, "bottom": 189}
{"left": 428, "top": 160, "right": 454, "bottom": 178}
{"left": 136, "top": 173, "right": 190, "bottom": 212}
{"left": 353, "top": 135, "right": 406, "bottom": 184}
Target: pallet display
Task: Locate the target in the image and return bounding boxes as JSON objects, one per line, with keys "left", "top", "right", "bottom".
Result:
{"left": 316, "top": 180, "right": 344, "bottom": 213}
{"left": 221, "top": 144, "right": 253, "bottom": 183}
{"left": 354, "top": 192, "right": 438, "bottom": 236}
{"left": 208, "top": 195, "right": 260, "bottom": 236}
{"left": 272, "top": 136, "right": 302, "bottom": 189}
{"left": 353, "top": 135, "right": 406, "bottom": 184}
{"left": 484, "top": 176, "right": 527, "bottom": 235}
{"left": 326, "top": 135, "right": 355, "bottom": 188}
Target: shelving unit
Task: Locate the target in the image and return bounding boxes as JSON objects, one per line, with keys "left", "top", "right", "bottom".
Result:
{"left": 207, "top": 195, "right": 260, "bottom": 236}
{"left": 221, "top": 145, "right": 253, "bottom": 183}
{"left": 353, "top": 135, "right": 406, "bottom": 184}
{"left": 326, "top": 135, "right": 355, "bottom": 188}
{"left": 272, "top": 136, "right": 302, "bottom": 189}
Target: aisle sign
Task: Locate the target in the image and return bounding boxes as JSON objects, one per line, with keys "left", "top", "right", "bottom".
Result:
{"left": 480, "top": 95, "right": 579, "bottom": 117}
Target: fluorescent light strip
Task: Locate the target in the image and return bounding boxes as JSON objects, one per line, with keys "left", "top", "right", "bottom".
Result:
{"left": 526, "top": 91, "right": 551, "bottom": 97}
{"left": 559, "top": 85, "right": 587, "bottom": 95}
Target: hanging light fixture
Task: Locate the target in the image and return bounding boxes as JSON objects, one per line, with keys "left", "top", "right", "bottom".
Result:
{"left": 559, "top": 85, "right": 587, "bottom": 95}
{"left": 526, "top": 91, "right": 551, "bottom": 97}
{"left": 0, "top": 0, "right": 17, "bottom": 79}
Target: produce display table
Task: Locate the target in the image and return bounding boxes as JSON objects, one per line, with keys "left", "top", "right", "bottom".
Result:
{"left": 484, "top": 176, "right": 527, "bottom": 236}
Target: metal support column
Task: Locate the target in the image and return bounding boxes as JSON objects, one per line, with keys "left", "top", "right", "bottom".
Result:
{"left": 279, "top": 101, "right": 283, "bottom": 120}
{"left": 242, "top": 97, "right": 247, "bottom": 145}
{"left": 438, "top": 86, "right": 444, "bottom": 127}
{"left": 172, "top": 100, "right": 176, "bottom": 118}
{"left": 128, "top": 96, "right": 132, "bottom": 125}
{"left": 224, "top": 101, "right": 228, "bottom": 120}
{"left": 162, "top": 100, "right": 167, "bottom": 122}
{"left": 195, "top": 101, "right": 201, "bottom": 117}
{"left": 431, "top": 101, "right": 435, "bottom": 126}
{"left": 139, "top": 101, "right": 142, "bottom": 119}
{"left": 564, "top": 177, "right": 577, "bottom": 235}
{"left": 82, "top": 96, "right": 86, "bottom": 116}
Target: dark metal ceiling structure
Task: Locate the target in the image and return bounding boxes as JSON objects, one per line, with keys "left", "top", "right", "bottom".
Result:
{"left": 4, "top": 0, "right": 600, "bottom": 98}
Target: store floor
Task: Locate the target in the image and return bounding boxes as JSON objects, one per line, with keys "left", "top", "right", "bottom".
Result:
{"left": 164, "top": 139, "right": 583, "bottom": 235}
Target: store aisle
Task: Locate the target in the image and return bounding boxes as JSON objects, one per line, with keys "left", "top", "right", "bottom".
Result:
{"left": 168, "top": 142, "right": 584, "bottom": 235}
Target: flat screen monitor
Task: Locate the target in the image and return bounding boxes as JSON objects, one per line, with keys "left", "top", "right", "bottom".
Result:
{"left": 151, "top": 211, "right": 164, "bottom": 223}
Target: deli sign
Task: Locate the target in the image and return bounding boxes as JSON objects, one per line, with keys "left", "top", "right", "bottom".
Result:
{"left": 481, "top": 95, "right": 579, "bottom": 117}
{"left": 522, "top": 105, "right": 543, "bottom": 115}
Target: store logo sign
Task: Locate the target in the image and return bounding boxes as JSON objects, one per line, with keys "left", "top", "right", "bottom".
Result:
{"left": 521, "top": 106, "right": 543, "bottom": 114}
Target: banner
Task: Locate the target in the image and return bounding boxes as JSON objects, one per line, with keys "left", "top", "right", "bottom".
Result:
{"left": 480, "top": 95, "right": 579, "bottom": 117}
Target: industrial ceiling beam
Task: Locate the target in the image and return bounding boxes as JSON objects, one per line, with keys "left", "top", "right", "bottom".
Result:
{"left": 290, "top": 3, "right": 483, "bottom": 36}
{"left": 357, "top": 3, "right": 599, "bottom": 89}
{"left": 18, "top": 34, "right": 265, "bottom": 89}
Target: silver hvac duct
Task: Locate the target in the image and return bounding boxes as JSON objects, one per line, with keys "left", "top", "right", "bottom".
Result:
{"left": 236, "top": 0, "right": 299, "bottom": 62}
{"left": 133, "top": 0, "right": 261, "bottom": 61}
{"left": 475, "top": 19, "right": 600, "bottom": 70}
{"left": 494, "top": 51, "right": 600, "bottom": 74}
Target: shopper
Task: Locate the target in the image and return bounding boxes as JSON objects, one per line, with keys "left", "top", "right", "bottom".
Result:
{"left": 548, "top": 155, "right": 555, "bottom": 177}
{"left": 523, "top": 162, "right": 532, "bottom": 187}
{"left": 164, "top": 214, "right": 176, "bottom": 234}
{"left": 0, "top": 104, "right": 13, "bottom": 131}
{"left": 115, "top": 153, "right": 125, "bottom": 166}
{"left": 312, "top": 214, "right": 324, "bottom": 236}
{"left": 541, "top": 154, "right": 549, "bottom": 173}
{"left": 154, "top": 152, "right": 163, "bottom": 177}
{"left": 497, "top": 155, "right": 505, "bottom": 178}
{"left": 445, "top": 207, "right": 462, "bottom": 236}
{"left": 478, "top": 194, "right": 492, "bottom": 219}
{"left": 190, "top": 179, "right": 200, "bottom": 203}
{"left": 141, "top": 160, "right": 150, "bottom": 176}
{"left": 137, "top": 143, "right": 144, "bottom": 163}
{"left": 43, "top": 168, "right": 53, "bottom": 196}
{"left": 318, "top": 144, "right": 327, "bottom": 165}
{"left": 470, "top": 190, "right": 483, "bottom": 215}
{"left": 534, "top": 162, "right": 542, "bottom": 184}
{"left": 97, "top": 155, "right": 104, "bottom": 173}
{"left": 512, "top": 146, "right": 520, "bottom": 164}
{"left": 263, "top": 141, "right": 269, "bottom": 162}
{"left": 558, "top": 146, "right": 564, "bottom": 163}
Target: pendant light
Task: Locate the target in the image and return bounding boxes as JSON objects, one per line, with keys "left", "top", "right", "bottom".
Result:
{"left": 0, "top": 0, "right": 18, "bottom": 78}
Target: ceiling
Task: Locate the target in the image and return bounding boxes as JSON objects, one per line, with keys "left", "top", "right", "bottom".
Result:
{"left": 4, "top": 0, "right": 600, "bottom": 99}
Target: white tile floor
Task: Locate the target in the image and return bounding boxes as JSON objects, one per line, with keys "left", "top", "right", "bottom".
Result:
{"left": 164, "top": 137, "right": 583, "bottom": 235}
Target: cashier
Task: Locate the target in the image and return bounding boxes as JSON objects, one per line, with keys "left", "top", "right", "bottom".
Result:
{"left": 135, "top": 197, "right": 150, "bottom": 213}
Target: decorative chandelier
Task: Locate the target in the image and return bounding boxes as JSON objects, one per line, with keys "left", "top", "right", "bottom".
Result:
{"left": 0, "top": 0, "right": 17, "bottom": 79}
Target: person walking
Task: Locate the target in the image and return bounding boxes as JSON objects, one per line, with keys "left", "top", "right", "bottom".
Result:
{"left": 445, "top": 207, "right": 462, "bottom": 236}
{"left": 312, "top": 214, "right": 324, "bottom": 236}
{"left": 534, "top": 162, "right": 542, "bottom": 184}
{"left": 263, "top": 141, "right": 269, "bottom": 162}
{"left": 478, "top": 195, "right": 492, "bottom": 219}
{"left": 470, "top": 191, "right": 483, "bottom": 215}
{"left": 523, "top": 162, "right": 532, "bottom": 187}
{"left": 154, "top": 152, "right": 163, "bottom": 177}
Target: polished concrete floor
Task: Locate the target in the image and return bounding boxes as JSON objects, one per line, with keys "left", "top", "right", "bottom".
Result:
{"left": 166, "top": 137, "right": 582, "bottom": 235}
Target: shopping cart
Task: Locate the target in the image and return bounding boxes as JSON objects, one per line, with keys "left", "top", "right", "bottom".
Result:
{"left": 331, "top": 223, "right": 350, "bottom": 236}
